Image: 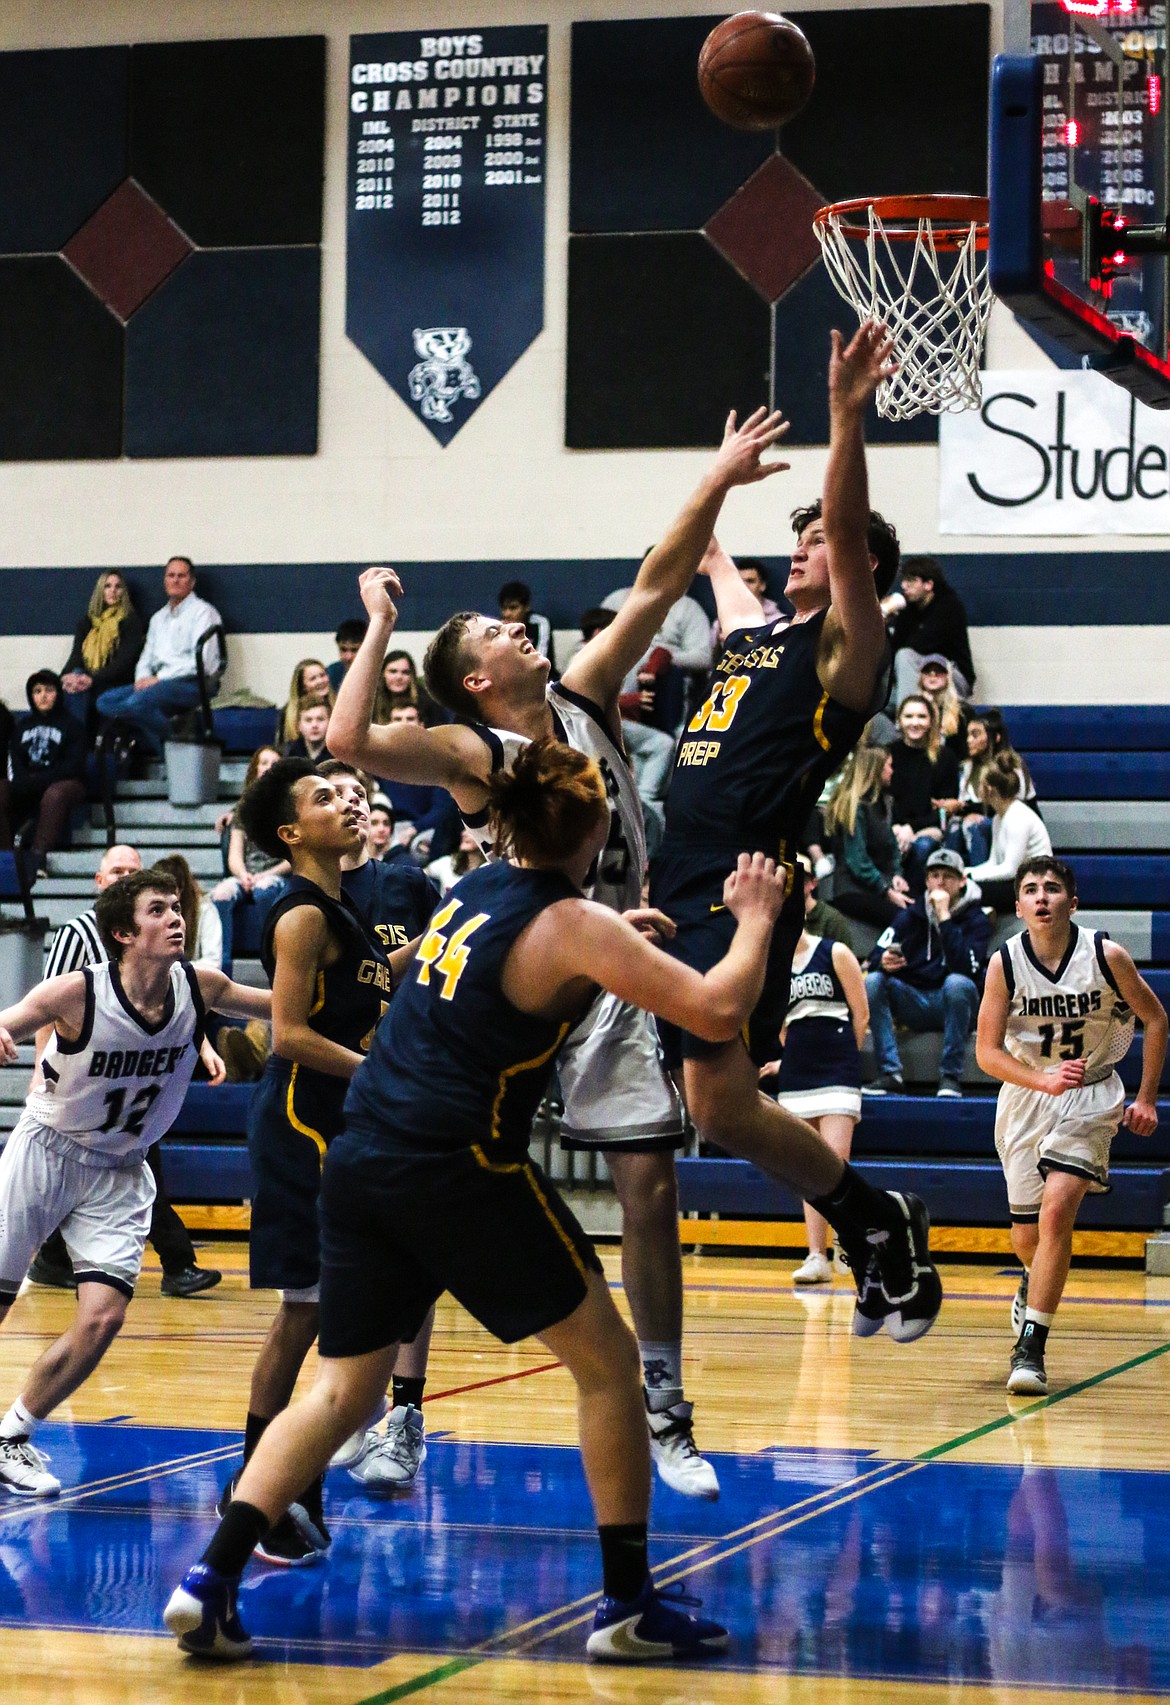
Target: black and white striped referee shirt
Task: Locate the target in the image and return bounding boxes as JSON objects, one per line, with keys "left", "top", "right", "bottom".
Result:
{"left": 43, "top": 908, "right": 106, "bottom": 980}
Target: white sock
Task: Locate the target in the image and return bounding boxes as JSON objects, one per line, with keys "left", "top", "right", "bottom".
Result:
{"left": 1024, "top": 1306, "right": 1054, "bottom": 1328}
{"left": 640, "top": 1342, "right": 683, "bottom": 1412}
{"left": 0, "top": 1397, "right": 38, "bottom": 1440}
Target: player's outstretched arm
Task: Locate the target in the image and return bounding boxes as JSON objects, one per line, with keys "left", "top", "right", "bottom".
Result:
{"left": 192, "top": 968, "right": 273, "bottom": 1024}
{"left": 514, "top": 854, "right": 786, "bottom": 1041}
{"left": 975, "top": 955, "right": 1085, "bottom": 1094}
{"left": 566, "top": 409, "right": 788, "bottom": 712}
{"left": 1105, "top": 941, "right": 1167, "bottom": 1135}
{"left": 328, "top": 568, "right": 490, "bottom": 803}
{"left": 699, "top": 535, "right": 765, "bottom": 641}
{"left": 0, "top": 973, "right": 89, "bottom": 1061}
{"left": 819, "top": 321, "right": 896, "bottom": 714}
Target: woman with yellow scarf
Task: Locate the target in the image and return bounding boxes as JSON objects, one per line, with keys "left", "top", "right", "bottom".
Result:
{"left": 61, "top": 571, "right": 145, "bottom": 721}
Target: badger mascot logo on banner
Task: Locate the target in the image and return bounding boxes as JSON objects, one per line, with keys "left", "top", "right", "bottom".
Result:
{"left": 407, "top": 327, "right": 482, "bottom": 424}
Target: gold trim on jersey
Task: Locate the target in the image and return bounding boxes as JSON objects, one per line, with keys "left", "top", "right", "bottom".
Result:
{"left": 470, "top": 1142, "right": 588, "bottom": 1281}
{"left": 812, "top": 691, "right": 831, "bottom": 752}
{"left": 488, "top": 1023, "right": 571, "bottom": 1145}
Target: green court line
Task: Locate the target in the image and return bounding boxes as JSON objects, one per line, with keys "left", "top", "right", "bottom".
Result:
{"left": 351, "top": 1657, "right": 483, "bottom": 1704}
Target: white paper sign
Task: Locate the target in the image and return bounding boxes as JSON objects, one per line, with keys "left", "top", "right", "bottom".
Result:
{"left": 938, "top": 370, "right": 1170, "bottom": 535}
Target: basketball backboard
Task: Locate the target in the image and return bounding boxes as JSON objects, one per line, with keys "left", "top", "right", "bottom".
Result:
{"left": 990, "top": 2, "right": 1170, "bottom": 406}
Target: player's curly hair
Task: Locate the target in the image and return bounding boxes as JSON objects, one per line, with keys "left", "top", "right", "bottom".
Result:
{"left": 789, "top": 499, "right": 900, "bottom": 596}
{"left": 238, "top": 756, "right": 318, "bottom": 863}
{"left": 95, "top": 869, "right": 180, "bottom": 961}
{"left": 488, "top": 739, "right": 607, "bottom": 867}
{"left": 423, "top": 612, "right": 481, "bottom": 721}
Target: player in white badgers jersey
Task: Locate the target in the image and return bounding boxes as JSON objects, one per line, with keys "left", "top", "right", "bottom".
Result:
{"left": 977, "top": 856, "right": 1166, "bottom": 1397}
{"left": 0, "top": 868, "right": 270, "bottom": 1498}
{"left": 328, "top": 408, "right": 788, "bottom": 1500}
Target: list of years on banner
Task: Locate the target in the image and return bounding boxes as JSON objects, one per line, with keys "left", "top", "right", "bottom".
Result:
{"left": 349, "top": 31, "right": 545, "bottom": 227}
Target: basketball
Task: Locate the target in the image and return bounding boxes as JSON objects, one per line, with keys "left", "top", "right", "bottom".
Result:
{"left": 698, "top": 11, "right": 816, "bottom": 132}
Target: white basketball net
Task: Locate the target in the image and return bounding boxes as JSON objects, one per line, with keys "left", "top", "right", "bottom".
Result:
{"left": 815, "top": 205, "right": 993, "bottom": 421}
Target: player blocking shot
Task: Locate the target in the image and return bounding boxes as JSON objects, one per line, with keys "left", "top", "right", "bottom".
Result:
{"left": 977, "top": 857, "right": 1167, "bottom": 1396}
{"left": 165, "top": 740, "right": 786, "bottom": 1663}
{"left": 0, "top": 870, "right": 271, "bottom": 1497}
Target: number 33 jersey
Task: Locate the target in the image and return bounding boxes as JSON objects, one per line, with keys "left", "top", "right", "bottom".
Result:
{"left": 27, "top": 960, "right": 204, "bottom": 1160}
{"left": 999, "top": 926, "right": 1134, "bottom": 1084}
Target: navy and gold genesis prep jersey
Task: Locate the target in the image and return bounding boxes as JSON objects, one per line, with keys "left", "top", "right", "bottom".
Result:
{"left": 342, "top": 856, "right": 439, "bottom": 952}
{"left": 345, "top": 861, "right": 583, "bottom": 1163}
{"left": 260, "top": 876, "right": 393, "bottom": 1146}
{"left": 665, "top": 609, "right": 876, "bottom": 857}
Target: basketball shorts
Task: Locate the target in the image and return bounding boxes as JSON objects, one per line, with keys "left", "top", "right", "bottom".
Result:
{"left": 0, "top": 1116, "right": 155, "bottom": 1303}
{"left": 994, "top": 1071, "right": 1125, "bottom": 1219}
{"left": 557, "top": 989, "right": 685, "bottom": 1152}
{"left": 247, "top": 1065, "right": 331, "bottom": 1294}
{"left": 649, "top": 843, "right": 804, "bottom": 1068}
{"left": 773, "top": 1085, "right": 862, "bottom": 1121}
{"left": 317, "top": 1127, "right": 603, "bottom": 1359}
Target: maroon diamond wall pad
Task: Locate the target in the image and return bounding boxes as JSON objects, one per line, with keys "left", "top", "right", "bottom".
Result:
{"left": 63, "top": 178, "right": 192, "bottom": 322}
{"left": 704, "top": 153, "right": 825, "bottom": 303}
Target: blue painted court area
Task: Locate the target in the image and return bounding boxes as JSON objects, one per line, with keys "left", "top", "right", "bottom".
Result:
{"left": 0, "top": 1421, "right": 1167, "bottom": 1690}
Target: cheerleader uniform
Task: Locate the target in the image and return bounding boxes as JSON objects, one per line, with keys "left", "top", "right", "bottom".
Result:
{"left": 773, "top": 936, "right": 862, "bottom": 1122}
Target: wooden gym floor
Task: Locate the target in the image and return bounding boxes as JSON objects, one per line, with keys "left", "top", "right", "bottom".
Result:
{"left": 0, "top": 1239, "right": 1167, "bottom": 1704}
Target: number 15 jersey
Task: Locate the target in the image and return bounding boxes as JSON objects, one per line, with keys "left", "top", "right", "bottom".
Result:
{"left": 999, "top": 925, "right": 1134, "bottom": 1085}
{"left": 27, "top": 960, "right": 204, "bottom": 1161}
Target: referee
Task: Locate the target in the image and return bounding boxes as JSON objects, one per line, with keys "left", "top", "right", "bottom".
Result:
{"left": 29, "top": 843, "right": 221, "bottom": 1298}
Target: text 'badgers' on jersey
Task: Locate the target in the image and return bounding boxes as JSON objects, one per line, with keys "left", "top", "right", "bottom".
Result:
{"left": 999, "top": 925, "right": 1135, "bottom": 1084}
{"left": 459, "top": 682, "right": 647, "bottom": 914}
{"left": 25, "top": 960, "right": 205, "bottom": 1161}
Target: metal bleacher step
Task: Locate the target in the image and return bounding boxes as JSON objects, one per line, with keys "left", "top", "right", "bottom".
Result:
{"left": 89, "top": 800, "right": 227, "bottom": 829}
{"left": 1045, "top": 800, "right": 1170, "bottom": 851}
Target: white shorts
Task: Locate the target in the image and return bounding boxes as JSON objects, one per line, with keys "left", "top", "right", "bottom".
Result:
{"left": 994, "top": 1072, "right": 1124, "bottom": 1218}
{"left": 774, "top": 1086, "right": 862, "bottom": 1122}
{"left": 0, "top": 1116, "right": 155, "bottom": 1301}
{"left": 557, "top": 990, "right": 685, "bottom": 1152}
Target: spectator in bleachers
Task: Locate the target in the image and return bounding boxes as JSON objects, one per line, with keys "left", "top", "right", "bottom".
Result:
{"left": 426, "top": 825, "right": 487, "bottom": 896}
{"left": 96, "top": 556, "right": 222, "bottom": 756}
{"left": 499, "top": 579, "right": 556, "bottom": 672}
{"left": 212, "top": 746, "right": 290, "bottom": 910}
{"left": 797, "top": 853, "right": 855, "bottom": 950}
{"left": 366, "top": 800, "right": 394, "bottom": 861}
{"left": 710, "top": 557, "right": 782, "bottom": 654}
{"left": 966, "top": 753, "right": 1054, "bottom": 912}
{"left": 60, "top": 570, "right": 145, "bottom": 724}
{"left": 937, "top": 713, "right": 998, "bottom": 865}
{"left": 863, "top": 846, "right": 992, "bottom": 1100}
{"left": 822, "top": 744, "right": 910, "bottom": 928}
{"left": 155, "top": 853, "right": 224, "bottom": 973}
{"left": 374, "top": 704, "right": 460, "bottom": 861}
{"left": 0, "top": 671, "right": 87, "bottom": 879}
{"left": 326, "top": 618, "right": 368, "bottom": 693}
{"left": 278, "top": 660, "right": 334, "bottom": 746}
{"left": 282, "top": 698, "right": 331, "bottom": 762}
{"left": 372, "top": 649, "right": 444, "bottom": 727}
{"left": 917, "top": 655, "right": 969, "bottom": 758}
{"left": 884, "top": 554, "right": 975, "bottom": 705}
{"left": 980, "top": 707, "right": 1041, "bottom": 809}
{"left": 889, "top": 695, "right": 959, "bottom": 891}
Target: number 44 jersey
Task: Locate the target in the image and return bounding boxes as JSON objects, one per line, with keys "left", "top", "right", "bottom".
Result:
{"left": 26, "top": 960, "right": 204, "bottom": 1160}
{"left": 999, "top": 925, "right": 1134, "bottom": 1084}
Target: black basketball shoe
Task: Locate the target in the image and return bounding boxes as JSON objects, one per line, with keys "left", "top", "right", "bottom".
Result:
{"left": 847, "top": 1191, "right": 942, "bottom": 1343}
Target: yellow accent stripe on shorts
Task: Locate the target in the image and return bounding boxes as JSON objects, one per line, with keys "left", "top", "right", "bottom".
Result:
{"left": 489, "top": 1023, "right": 571, "bottom": 1146}
{"left": 286, "top": 1064, "right": 326, "bottom": 1161}
{"left": 471, "top": 1142, "right": 589, "bottom": 1283}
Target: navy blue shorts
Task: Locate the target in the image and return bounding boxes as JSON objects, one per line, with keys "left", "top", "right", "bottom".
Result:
{"left": 317, "top": 1128, "right": 603, "bottom": 1360}
{"left": 649, "top": 845, "right": 804, "bottom": 1069}
{"left": 247, "top": 1062, "right": 335, "bottom": 1293}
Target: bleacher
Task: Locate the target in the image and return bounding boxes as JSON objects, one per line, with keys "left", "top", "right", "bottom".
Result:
{"left": 0, "top": 704, "right": 1167, "bottom": 1250}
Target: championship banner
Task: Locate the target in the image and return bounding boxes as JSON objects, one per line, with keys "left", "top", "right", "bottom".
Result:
{"left": 346, "top": 26, "right": 547, "bottom": 446}
{"left": 939, "top": 370, "right": 1170, "bottom": 535}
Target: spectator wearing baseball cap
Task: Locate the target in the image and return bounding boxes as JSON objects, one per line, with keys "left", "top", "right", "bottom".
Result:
{"left": 862, "top": 846, "right": 992, "bottom": 1099}
{"left": 883, "top": 555, "right": 975, "bottom": 708}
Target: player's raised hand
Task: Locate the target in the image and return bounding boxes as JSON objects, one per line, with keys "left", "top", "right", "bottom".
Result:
{"left": 0, "top": 1027, "right": 17, "bottom": 1066}
{"left": 358, "top": 565, "right": 404, "bottom": 626}
{"left": 829, "top": 320, "right": 897, "bottom": 414}
{"left": 1046, "top": 1058, "right": 1087, "bottom": 1094}
{"left": 723, "top": 851, "right": 787, "bottom": 920}
{"left": 713, "top": 406, "right": 790, "bottom": 488}
{"left": 1123, "top": 1097, "right": 1159, "bottom": 1137}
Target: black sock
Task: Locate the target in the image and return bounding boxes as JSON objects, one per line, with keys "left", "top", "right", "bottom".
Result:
{"left": 393, "top": 1376, "right": 425, "bottom": 1412}
{"left": 808, "top": 1162, "right": 896, "bottom": 1245}
{"left": 201, "top": 1500, "right": 269, "bottom": 1577}
{"left": 243, "top": 1411, "right": 270, "bottom": 1463}
{"left": 598, "top": 1522, "right": 650, "bottom": 1603}
{"left": 1018, "top": 1319, "right": 1049, "bottom": 1354}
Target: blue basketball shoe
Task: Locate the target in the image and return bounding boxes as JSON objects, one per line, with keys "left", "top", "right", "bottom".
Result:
{"left": 164, "top": 1563, "right": 252, "bottom": 1660}
{"left": 586, "top": 1580, "right": 728, "bottom": 1661}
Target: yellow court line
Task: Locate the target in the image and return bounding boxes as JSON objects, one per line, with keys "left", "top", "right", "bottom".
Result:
{"left": 0, "top": 1442, "right": 239, "bottom": 1519}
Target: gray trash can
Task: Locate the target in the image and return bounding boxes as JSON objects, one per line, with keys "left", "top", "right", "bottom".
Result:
{"left": 164, "top": 738, "right": 222, "bottom": 807}
{"left": 0, "top": 919, "right": 48, "bottom": 1010}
